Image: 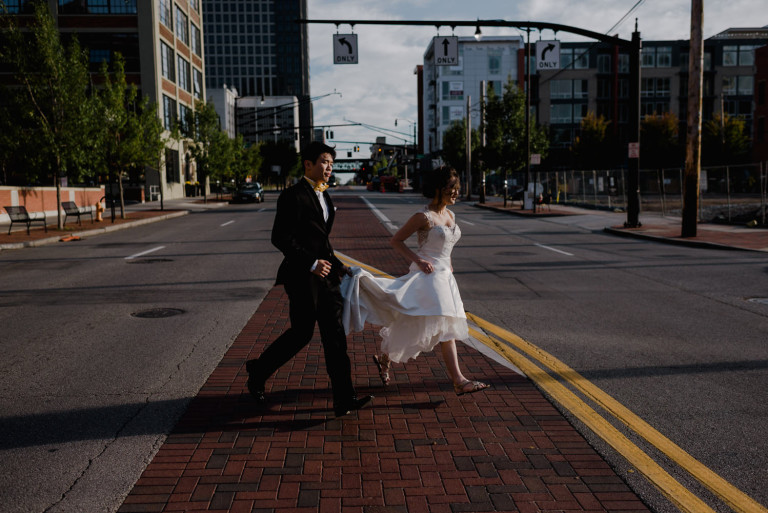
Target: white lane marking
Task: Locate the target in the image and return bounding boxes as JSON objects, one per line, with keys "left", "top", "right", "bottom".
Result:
{"left": 125, "top": 246, "right": 165, "bottom": 260}
{"left": 534, "top": 243, "right": 574, "bottom": 256}
{"left": 460, "top": 219, "right": 475, "bottom": 226}
{"left": 221, "top": 220, "right": 235, "bottom": 227}
{"left": 360, "top": 196, "right": 398, "bottom": 231}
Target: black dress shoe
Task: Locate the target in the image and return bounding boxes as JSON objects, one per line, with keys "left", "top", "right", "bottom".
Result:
{"left": 245, "top": 359, "right": 266, "bottom": 403}
{"left": 334, "top": 394, "right": 373, "bottom": 418}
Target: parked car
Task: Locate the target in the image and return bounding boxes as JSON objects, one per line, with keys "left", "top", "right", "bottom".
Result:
{"left": 231, "top": 182, "right": 263, "bottom": 203}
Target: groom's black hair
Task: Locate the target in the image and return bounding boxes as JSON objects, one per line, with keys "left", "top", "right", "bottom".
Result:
{"left": 423, "top": 165, "right": 459, "bottom": 199}
{"left": 302, "top": 141, "right": 336, "bottom": 165}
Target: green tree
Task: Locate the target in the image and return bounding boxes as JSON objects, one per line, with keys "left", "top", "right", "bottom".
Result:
{"left": 640, "top": 113, "right": 682, "bottom": 170}
{"left": 483, "top": 78, "right": 549, "bottom": 183}
{"left": 441, "top": 120, "right": 480, "bottom": 177}
{"left": 702, "top": 114, "right": 750, "bottom": 166}
{"left": 572, "top": 111, "right": 613, "bottom": 169}
{"left": 259, "top": 140, "right": 300, "bottom": 188}
{"left": 95, "top": 54, "right": 165, "bottom": 218}
{"left": 182, "top": 100, "right": 235, "bottom": 202}
{"left": 1, "top": 1, "right": 97, "bottom": 227}
{"left": 228, "top": 137, "right": 263, "bottom": 187}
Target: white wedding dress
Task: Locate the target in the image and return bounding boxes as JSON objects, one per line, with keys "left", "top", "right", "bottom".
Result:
{"left": 341, "top": 208, "right": 469, "bottom": 363}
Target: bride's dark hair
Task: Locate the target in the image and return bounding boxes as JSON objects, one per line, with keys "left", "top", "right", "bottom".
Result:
{"left": 422, "top": 165, "right": 459, "bottom": 199}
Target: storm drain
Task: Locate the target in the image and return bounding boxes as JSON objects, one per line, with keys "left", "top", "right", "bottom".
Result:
{"left": 746, "top": 298, "right": 768, "bottom": 305}
{"left": 131, "top": 308, "right": 185, "bottom": 318}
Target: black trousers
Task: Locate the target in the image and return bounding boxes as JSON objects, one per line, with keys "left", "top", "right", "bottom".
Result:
{"left": 253, "top": 274, "right": 355, "bottom": 407}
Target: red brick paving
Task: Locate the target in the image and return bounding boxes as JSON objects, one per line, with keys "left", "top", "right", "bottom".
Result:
{"left": 118, "top": 196, "right": 650, "bottom": 512}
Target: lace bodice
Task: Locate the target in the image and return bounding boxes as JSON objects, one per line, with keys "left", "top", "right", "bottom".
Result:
{"left": 413, "top": 208, "right": 461, "bottom": 270}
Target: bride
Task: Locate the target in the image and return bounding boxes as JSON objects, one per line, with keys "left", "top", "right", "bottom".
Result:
{"left": 342, "top": 166, "right": 489, "bottom": 396}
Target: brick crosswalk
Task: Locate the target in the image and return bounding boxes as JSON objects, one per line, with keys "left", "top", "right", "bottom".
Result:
{"left": 118, "top": 196, "right": 650, "bottom": 513}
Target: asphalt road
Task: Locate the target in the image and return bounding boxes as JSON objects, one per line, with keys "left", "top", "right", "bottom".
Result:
{"left": 0, "top": 200, "right": 281, "bottom": 513}
{"left": 360, "top": 191, "right": 767, "bottom": 513}
{"left": 1, "top": 190, "right": 766, "bottom": 513}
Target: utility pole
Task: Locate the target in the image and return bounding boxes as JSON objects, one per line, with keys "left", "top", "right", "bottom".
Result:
{"left": 525, "top": 28, "right": 534, "bottom": 212}
{"left": 466, "top": 94, "right": 472, "bottom": 200}
{"left": 682, "top": 0, "right": 703, "bottom": 237}
{"left": 625, "top": 23, "right": 642, "bottom": 227}
{"left": 480, "top": 80, "right": 486, "bottom": 204}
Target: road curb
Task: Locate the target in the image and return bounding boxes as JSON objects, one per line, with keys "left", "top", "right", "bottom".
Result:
{"left": 602, "top": 226, "right": 757, "bottom": 252}
{"left": 0, "top": 210, "right": 189, "bottom": 251}
{"left": 473, "top": 202, "right": 571, "bottom": 217}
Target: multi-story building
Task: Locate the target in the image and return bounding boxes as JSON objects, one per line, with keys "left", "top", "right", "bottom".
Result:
{"left": 531, "top": 27, "right": 768, "bottom": 166}
{"left": 751, "top": 45, "right": 768, "bottom": 163}
{"left": 4, "top": 0, "right": 206, "bottom": 200}
{"left": 421, "top": 36, "right": 524, "bottom": 156}
{"left": 235, "top": 95, "right": 300, "bottom": 151}
{"left": 202, "top": 0, "right": 313, "bottom": 148}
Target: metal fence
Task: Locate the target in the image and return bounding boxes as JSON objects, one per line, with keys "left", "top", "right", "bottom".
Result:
{"left": 511, "top": 162, "right": 768, "bottom": 225}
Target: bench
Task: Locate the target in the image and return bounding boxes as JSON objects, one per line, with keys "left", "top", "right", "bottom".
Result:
{"left": 62, "top": 201, "right": 93, "bottom": 226}
{"left": 4, "top": 206, "right": 48, "bottom": 235}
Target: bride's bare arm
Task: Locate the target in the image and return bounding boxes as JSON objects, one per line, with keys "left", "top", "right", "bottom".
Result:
{"left": 390, "top": 212, "right": 433, "bottom": 273}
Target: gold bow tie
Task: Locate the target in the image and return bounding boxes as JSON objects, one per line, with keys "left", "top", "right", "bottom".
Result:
{"left": 313, "top": 182, "right": 329, "bottom": 193}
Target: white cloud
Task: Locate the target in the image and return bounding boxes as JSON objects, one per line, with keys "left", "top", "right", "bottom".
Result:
{"left": 306, "top": 0, "right": 767, "bottom": 151}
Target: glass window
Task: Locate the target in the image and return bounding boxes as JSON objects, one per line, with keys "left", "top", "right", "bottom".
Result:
{"left": 488, "top": 54, "right": 501, "bottom": 75}
{"left": 193, "top": 69, "right": 203, "bottom": 99}
{"left": 642, "top": 48, "right": 655, "bottom": 67}
{"left": 442, "top": 81, "right": 464, "bottom": 101}
{"left": 573, "top": 49, "right": 588, "bottom": 69}
{"left": 159, "top": 0, "right": 172, "bottom": 29}
{"left": 175, "top": 6, "right": 188, "bottom": 45}
{"left": 722, "top": 76, "right": 737, "bottom": 95}
{"left": 179, "top": 104, "right": 191, "bottom": 132}
{"left": 560, "top": 48, "right": 573, "bottom": 70}
{"left": 738, "top": 76, "right": 754, "bottom": 96}
{"left": 723, "top": 45, "right": 738, "bottom": 66}
{"left": 574, "top": 103, "right": 588, "bottom": 123}
{"left": 550, "top": 80, "right": 572, "bottom": 99}
{"left": 656, "top": 47, "right": 672, "bottom": 67}
{"left": 89, "top": 49, "right": 111, "bottom": 65}
{"left": 656, "top": 77, "right": 670, "bottom": 97}
{"left": 618, "top": 53, "right": 629, "bottom": 73}
{"left": 550, "top": 104, "right": 572, "bottom": 124}
{"left": 163, "top": 95, "right": 176, "bottom": 130}
{"left": 177, "top": 56, "right": 190, "bottom": 92}
{"left": 161, "top": 42, "right": 175, "bottom": 81}
{"left": 189, "top": 0, "right": 198, "bottom": 12}
{"left": 573, "top": 80, "right": 588, "bottom": 99}
{"left": 739, "top": 45, "right": 757, "bottom": 66}
{"left": 641, "top": 77, "right": 655, "bottom": 97}
{"left": 597, "top": 54, "right": 611, "bottom": 73}
{"left": 190, "top": 23, "right": 201, "bottom": 56}
{"left": 618, "top": 79, "right": 629, "bottom": 98}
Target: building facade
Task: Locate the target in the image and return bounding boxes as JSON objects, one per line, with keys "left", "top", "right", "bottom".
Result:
{"left": 202, "top": 0, "right": 313, "bottom": 148}
{"left": 531, "top": 27, "right": 768, "bottom": 166}
{"left": 235, "top": 95, "right": 300, "bottom": 151}
{"left": 421, "top": 36, "right": 523, "bottom": 155}
{"left": 4, "top": 0, "right": 207, "bottom": 200}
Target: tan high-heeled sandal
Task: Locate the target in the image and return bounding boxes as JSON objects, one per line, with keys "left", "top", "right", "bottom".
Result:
{"left": 454, "top": 379, "right": 489, "bottom": 396}
{"left": 372, "top": 354, "right": 391, "bottom": 386}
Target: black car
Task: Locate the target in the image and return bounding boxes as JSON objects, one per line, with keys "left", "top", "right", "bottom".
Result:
{"left": 231, "top": 182, "right": 263, "bottom": 203}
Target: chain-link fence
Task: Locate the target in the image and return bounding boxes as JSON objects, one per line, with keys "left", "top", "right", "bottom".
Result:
{"left": 501, "top": 162, "right": 768, "bottom": 226}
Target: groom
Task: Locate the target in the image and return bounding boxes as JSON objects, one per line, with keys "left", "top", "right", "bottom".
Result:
{"left": 245, "top": 141, "right": 373, "bottom": 417}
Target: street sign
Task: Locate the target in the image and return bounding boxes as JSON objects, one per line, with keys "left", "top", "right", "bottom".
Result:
{"left": 333, "top": 34, "right": 358, "bottom": 64}
{"left": 628, "top": 142, "right": 639, "bottom": 159}
{"left": 536, "top": 40, "right": 560, "bottom": 70}
{"left": 434, "top": 36, "right": 459, "bottom": 66}
{"left": 530, "top": 154, "right": 541, "bottom": 165}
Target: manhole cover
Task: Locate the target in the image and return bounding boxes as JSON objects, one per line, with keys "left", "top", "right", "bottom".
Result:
{"left": 131, "top": 308, "right": 185, "bottom": 318}
{"left": 746, "top": 298, "right": 768, "bottom": 305}
{"left": 127, "top": 258, "right": 174, "bottom": 264}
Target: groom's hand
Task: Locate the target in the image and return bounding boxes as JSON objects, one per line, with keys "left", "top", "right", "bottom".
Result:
{"left": 312, "top": 259, "right": 333, "bottom": 278}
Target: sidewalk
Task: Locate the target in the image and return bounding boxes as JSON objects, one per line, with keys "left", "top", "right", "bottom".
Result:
{"left": 0, "top": 198, "right": 226, "bottom": 251}
{"left": 116, "top": 196, "right": 651, "bottom": 513}
{"left": 475, "top": 198, "right": 768, "bottom": 253}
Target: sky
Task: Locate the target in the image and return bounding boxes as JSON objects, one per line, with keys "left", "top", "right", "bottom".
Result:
{"left": 305, "top": 0, "right": 767, "bottom": 155}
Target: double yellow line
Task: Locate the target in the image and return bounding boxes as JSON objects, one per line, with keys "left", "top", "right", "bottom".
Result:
{"left": 337, "top": 252, "right": 766, "bottom": 513}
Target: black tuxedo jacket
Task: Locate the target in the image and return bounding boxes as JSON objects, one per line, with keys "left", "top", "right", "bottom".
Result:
{"left": 271, "top": 178, "right": 343, "bottom": 286}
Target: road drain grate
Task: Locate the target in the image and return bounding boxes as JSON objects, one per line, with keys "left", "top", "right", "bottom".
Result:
{"left": 131, "top": 308, "right": 185, "bottom": 318}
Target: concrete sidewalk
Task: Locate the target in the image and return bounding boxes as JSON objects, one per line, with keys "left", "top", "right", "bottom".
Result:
{"left": 475, "top": 199, "right": 768, "bottom": 253}
{"left": 116, "top": 196, "right": 651, "bottom": 513}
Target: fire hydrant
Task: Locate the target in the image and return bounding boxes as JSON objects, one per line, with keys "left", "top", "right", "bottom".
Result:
{"left": 95, "top": 201, "right": 104, "bottom": 222}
